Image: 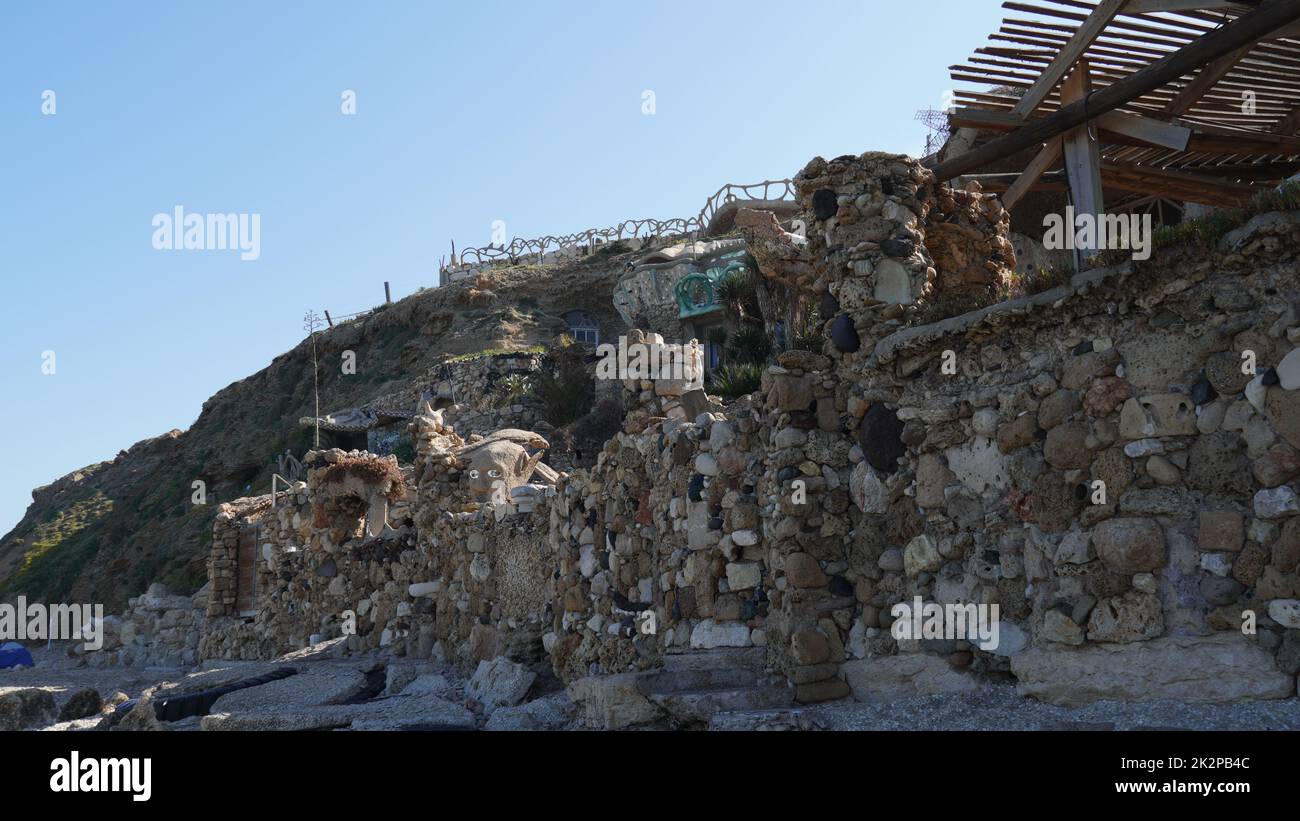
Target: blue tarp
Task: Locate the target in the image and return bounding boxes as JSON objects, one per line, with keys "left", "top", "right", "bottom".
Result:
{"left": 0, "top": 641, "right": 34, "bottom": 669}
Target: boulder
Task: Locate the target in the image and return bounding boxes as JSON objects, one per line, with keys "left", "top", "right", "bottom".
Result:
{"left": 466, "top": 657, "right": 536, "bottom": 715}
{"left": 1011, "top": 635, "right": 1293, "bottom": 706}
{"left": 840, "top": 655, "right": 980, "bottom": 702}
{"left": 566, "top": 674, "right": 662, "bottom": 730}
{"left": 0, "top": 688, "right": 57, "bottom": 731}
{"left": 1092, "top": 518, "right": 1165, "bottom": 573}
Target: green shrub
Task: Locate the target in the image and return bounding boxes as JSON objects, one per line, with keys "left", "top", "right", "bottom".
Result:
{"left": 494, "top": 373, "right": 533, "bottom": 407}
{"left": 710, "top": 364, "right": 763, "bottom": 400}
{"left": 729, "top": 324, "right": 770, "bottom": 364}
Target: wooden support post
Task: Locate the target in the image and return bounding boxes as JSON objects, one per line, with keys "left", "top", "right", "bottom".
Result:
{"left": 1061, "top": 60, "right": 1104, "bottom": 268}
{"left": 384, "top": 281, "right": 391, "bottom": 304}
{"left": 324, "top": 310, "right": 333, "bottom": 328}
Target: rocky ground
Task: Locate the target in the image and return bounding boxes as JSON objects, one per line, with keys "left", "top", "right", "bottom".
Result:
{"left": 5, "top": 644, "right": 1299, "bottom": 731}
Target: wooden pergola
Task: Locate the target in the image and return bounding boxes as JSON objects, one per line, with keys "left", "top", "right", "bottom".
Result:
{"left": 934, "top": 0, "right": 1300, "bottom": 212}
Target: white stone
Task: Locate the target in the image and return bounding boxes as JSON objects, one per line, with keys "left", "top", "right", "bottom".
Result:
{"left": 408, "top": 581, "right": 439, "bottom": 597}
{"left": 1267, "top": 599, "right": 1300, "bottom": 629}
{"left": 1254, "top": 486, "right": 1300, "bottom": 519}
{"left": 1124, "top": 438, "right": 1163, "bottom": 458}
{"left": 579, "top": 544, "right": 598, "bottom": 577}
{"left": 1199, "top": 552, "right": 1233, "bottom": 578}
{"left": 944, "top": 436, "right": 1010, "bottom": 494}
{"left": 1277, "top": 347, "right": 1300, "bottom": 391}
{"left": 1245, "top": 375, "right": 1268, "bottom": 414}
{"left": 903, "top": 534, "right": 943, "bottom": 576}
{"left": 689, "top": 619, "right": 751, "bottom": 649}
{"left": 725, "top": 562, "right": 761, "bottom": 590}
{"left": 731, "top": 529, "right": 759, "bottom": 547}
{"left": 873, "top": 259, "right": 913, "bottom": 305}
{"left": 850, "top": 461, "right": 888, "bottom": 514}
{"left": 695, "top": 453, "right": 719, "bottom": 476}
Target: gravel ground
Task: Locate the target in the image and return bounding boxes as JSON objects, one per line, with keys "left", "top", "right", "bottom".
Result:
{"left": 766, "top": 682, "right": 1300, "bottom": 731}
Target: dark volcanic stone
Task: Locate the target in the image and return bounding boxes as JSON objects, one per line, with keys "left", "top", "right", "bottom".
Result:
{"left": 777, "top": 466, "right": 798, "bottom": 482}
{"left": 830, "top": 314, "right": 860, "bottom": 353}
{"left": 881, "top": 237, "right": 915, "bottom": 258}
{"left": 1262, "top": 367, "right": 1280, "bottom": 387}
{"left": 819, "top": 292, "right": 840, "bottom": 318}
{"left": 316, "top": 560, "right": 337, "bottom": 578}
{"left": 1190, "top": 376, "right": 1217, "bottom": 406}
{"left": 828, "top": 575, "right": 853, "bottom": 597}
{"left": 857, "top": 403, "right": 906, "bottom": 474}
{"left": 812, "top": 188, "right": 838, "bottom": 221}
{"left": 688, "top": 473, "right": 705, "bottom": 502}
{"left": 790, "top": 410, "right": 818, "bottom": 430}
{"left": 1071, "top": 340, "right": 1093, "bottom": 356}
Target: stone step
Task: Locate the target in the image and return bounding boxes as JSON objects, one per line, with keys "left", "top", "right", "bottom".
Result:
{"left": 637, "top": 667, "right": 759, "bottom": 695}
{"left": 662, "top": 646, "right": 767, "bottom": 673}
{"left": 647, "top": 685, "right": 795, "bottom": 724}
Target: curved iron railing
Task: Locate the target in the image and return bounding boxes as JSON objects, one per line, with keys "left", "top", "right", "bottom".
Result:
{"left": 441, "top": 179, "right": 796, "bottom": 275}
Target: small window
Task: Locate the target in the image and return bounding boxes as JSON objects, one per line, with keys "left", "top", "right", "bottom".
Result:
{"left": 564, "top": 310, "right": 600, "bottom": 345}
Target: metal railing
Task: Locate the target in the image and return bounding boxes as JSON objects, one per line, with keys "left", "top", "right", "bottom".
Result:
{"left": 440, "top": 178, "right": 796, "bottom": 276}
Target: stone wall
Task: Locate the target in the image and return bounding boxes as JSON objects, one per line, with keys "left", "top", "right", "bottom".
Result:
{"left": 192, "top": 153, "right": 1300, "bottom": 708}
{"left": 77, "top": 583, "right": 207, "bottom": 668}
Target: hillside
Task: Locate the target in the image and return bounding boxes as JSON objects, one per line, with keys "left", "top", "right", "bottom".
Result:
{"left": 0, "top": 254, "right": 631, "bottom": 609}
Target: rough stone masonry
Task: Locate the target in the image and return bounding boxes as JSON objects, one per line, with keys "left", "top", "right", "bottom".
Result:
{"left": 76, "top": 153, "right": 1300, "bottom": 727}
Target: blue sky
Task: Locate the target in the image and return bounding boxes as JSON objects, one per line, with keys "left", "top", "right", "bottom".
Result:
{"left": 0, "top": 0, "right": 1003, "bottom": 534}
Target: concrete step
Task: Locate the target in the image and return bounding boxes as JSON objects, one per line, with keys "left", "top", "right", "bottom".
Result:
{"left": 662, "top": 646, "right": 767, "bottom": 673}
{"left": 648, "top": 685, "right": 795, "bottom": 724}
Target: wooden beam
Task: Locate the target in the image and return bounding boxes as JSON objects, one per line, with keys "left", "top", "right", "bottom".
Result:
{"left": 1164, "top": 45, "right": 1254, "bottom": 116}
{"left": 1095, "top": 110, "right": 1191, "bottom": 150}
{"left": 1013, "top": 0, "right": 1128, "bottom": 117}
{"left": 959, "top": 171, "right": 1069, "bottom": 193}
{"left": 950, "top": 105, "right": 1300, "bottom": 154}
{"left": 1003, "top": 137, "right": 1065, "bottom": 208}
{"left": 1102, "top": 161, "right": 1262, "bottom": 205}
{"left": 1122, "top": 0, "right": 1247, "bottom": 12}
{"left": 931, "top": 0, "right": 1300, "bottom": 181}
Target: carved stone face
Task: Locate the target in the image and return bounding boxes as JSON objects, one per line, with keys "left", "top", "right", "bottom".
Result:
{"left": 464, "top": 440, "right": 533, "bottom": 503}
